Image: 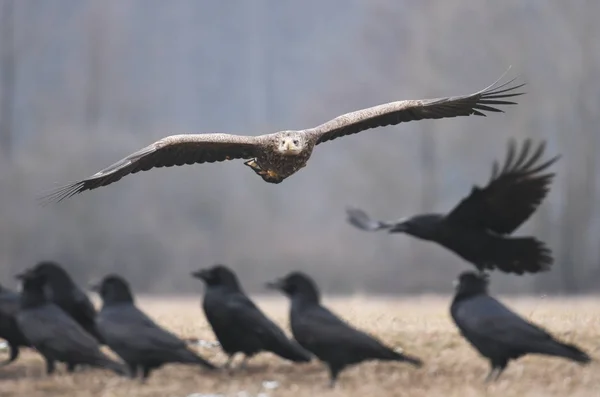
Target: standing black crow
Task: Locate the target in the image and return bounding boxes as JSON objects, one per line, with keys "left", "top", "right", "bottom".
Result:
{"left": 0, "top": 284, "right": 31, "bottom": 366}
{"left": 450, "top": 271, "right": 591, "bottom": 382}
{"left": 14, "top": 269, "right": 126, "bottom": 376}
{"left": 30, "top": 261, "right": 104, "bottom": 345}
{"left": 267, "top": 272, "right": 422, "bottom": 387}
{"left": 92, "top": 274, "right": 216, "bottom": 380}
{"left": 192, "top": 264, "right": 312, "bottom": 369}
{"left": 346, "top": 138, "right": 558, "bottom": 275}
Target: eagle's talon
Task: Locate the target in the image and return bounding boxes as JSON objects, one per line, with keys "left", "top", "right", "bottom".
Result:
{"left": 244, "top": 159, "right": 281, "bottom": 181}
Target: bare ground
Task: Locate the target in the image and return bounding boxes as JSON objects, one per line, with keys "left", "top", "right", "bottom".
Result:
{"left": 1, "top": 295, "right": 598, "bottom": 397}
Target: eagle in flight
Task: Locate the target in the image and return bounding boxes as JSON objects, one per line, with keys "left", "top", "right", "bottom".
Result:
{"left": 42, "top": 72, "right": 524, "bottom": 203}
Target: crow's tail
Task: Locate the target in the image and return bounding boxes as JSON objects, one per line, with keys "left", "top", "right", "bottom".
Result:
{"left": 546, "top": 339, "right": 592, "bottom": 364}
{"left": 390, "top": 350, "right": 424, "bottom": 368}
{"left": 269, "top": 339, "right": 312, "bottom": 363}
{"left": 98, "top": 356, "right": 128, "bottom": 376}
{"left": 179, "top": 348, "right": 217, "bottom": 370}
{"left": 487, "top": 236, "right": 553, "bottom": 274}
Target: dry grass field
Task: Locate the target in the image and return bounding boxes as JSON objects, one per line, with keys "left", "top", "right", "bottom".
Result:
{"left": 1, "top": 295, "right": 598, "bottom": 397}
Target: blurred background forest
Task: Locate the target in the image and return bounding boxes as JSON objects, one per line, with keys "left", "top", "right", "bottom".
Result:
{"left": 0, "top": 1, "right": 599, "bottom": 295}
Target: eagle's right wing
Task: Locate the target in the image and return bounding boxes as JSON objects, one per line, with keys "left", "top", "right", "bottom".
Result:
{"left": 40, "top": 133, "right": 263, "bottom": 203}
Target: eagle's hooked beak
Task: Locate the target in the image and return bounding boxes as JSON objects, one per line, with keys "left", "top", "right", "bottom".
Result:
{"left": 280, "top": 138, "right": 301, "bottom": 155}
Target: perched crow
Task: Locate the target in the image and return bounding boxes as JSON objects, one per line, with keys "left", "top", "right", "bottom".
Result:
{"left": 346, "top": 139, "right": 558, "bottom": 275}
{"left": 0, "top": 284, "right": 31, "bottom": 366}
{"left": 30, "top": 261, "right": 104, "bottom": 345}
{"left": 267, "top": 272, "right": 422, "bottom": 387}
{"left": 92, "top": 274, "right": 217, "bottom": 379}
{"left": 451, "top": 271, "right": 591, "bottom": 382}
{"left": 15, "top": 269, "right": 126, "bottom": 376}
{"left": 192, "top": 265, "right": 312, "bottom": 369}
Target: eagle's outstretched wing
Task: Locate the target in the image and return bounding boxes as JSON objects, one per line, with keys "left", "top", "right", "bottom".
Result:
{"left": 306, "top": 71, "right": 525, "bottom": 145}
{"left": 40, "top": 133, "right": 263, "bottom": 204}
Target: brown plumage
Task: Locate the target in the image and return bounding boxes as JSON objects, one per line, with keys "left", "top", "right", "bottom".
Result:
{"left": 41, "top": 72, "right": 524, "bottom": 203}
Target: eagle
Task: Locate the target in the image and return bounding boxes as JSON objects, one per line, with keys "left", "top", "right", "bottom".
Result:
{"left": 41, "top": 73, "right": 524, "bottom": 203}
{"left": 346, "top": 138, "right": 558, "bottom": 275}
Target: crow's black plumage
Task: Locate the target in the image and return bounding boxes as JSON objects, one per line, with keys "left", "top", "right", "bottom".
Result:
{"left": 267, "top": 272, "right": 422, "bottom": 387}
{"left": 15, "top": 269, "right": 126, "bottom": 376}
{"left": 30, "top": 261, "right": 104, "bottom": 346}
{"left": 0, "top": 284, "right": 31, "bottom": 366}
{"left": 346, "top": 139, "right": 558, "bottom": 275}
{"left": 192, "top": 265, "right": 312, "bottom": 369}
{"left": 451, "top": 271, "right": 591, "bottom": 382}
{"left": 92, "top": 274, "right": 216, "bottom": 380}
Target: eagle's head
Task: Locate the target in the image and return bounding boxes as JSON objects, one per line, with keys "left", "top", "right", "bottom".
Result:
{"left": 277, "top": 131, "right": 306, "bottom": 156}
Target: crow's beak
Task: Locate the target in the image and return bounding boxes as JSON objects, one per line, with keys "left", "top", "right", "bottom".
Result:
{"left": 388, "top": 219, "right": 409, "bottom": 233}
{"left": 265, "top": 279, "right": 284, "bottom": 291}
{"left": 191, "top": 269, "right": 208, "bottom": 280}
{"left": 14, "top": 268, "right": 34, "bottom": 281}
{"left": 88, "top": 281, "right": 101, "bottom": 293}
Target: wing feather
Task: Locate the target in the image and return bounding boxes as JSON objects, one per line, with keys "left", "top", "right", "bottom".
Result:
{"left": 307, "top": 71, "right": 524, "bottom": 145}
{"left": 40, "top": 133, "right": 263, "bottom": 204}
{"left": 298, "top": 305, "right": 397, "bottom": 357}
{"left": 18, "top": 305, "right": 100, "bottom": 354}
{"left": 445, "top": 138, "right": 559, "bottom": 234}
{"left": 220, "top": 293, "right": 289, "bottom": 342}
{"left": 98, "top": 305, "right": 186, "bottom": 352}
{"left": 453, "top": 296, "right": 552, "bottom": 348}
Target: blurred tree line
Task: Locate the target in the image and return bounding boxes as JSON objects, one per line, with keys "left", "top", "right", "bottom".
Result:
{"left": 0, "top": 1, "right": 598, "bottom": 295}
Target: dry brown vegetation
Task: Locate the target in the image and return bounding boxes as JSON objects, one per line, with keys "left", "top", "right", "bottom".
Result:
{"left": 1, "top": 295, "right": 598, "bottom": 397}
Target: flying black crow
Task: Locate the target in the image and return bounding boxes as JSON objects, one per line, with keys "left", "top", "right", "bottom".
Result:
{"left": 346, "top": 138, "right": 558, "bottom": 275}
{"left": 192, "top": 264, "right": 312, "bottom": 369}
{"left": 451, "top": 271, "right": 591, "bottom": 382}
{"left": 15, "top": 269, "right": 126, "bottom": 376}
{"left": 92, "top": 274, "right": 216, "bottom": 380}
{"left": 267, "top": 271, "right": 422, "bottom": 387}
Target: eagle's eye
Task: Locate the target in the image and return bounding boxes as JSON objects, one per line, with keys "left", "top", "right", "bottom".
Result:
{"left": 293, "top": 140, "right": 299, "bottom": 145}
